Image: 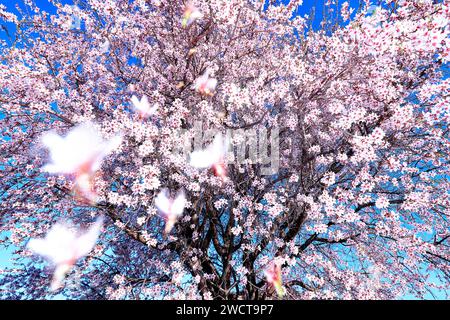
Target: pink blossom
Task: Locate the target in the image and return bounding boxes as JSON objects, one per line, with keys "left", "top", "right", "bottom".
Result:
{"left": 155, "top": 189, "right": 186, "bottom": 235}
{"left": 193, "top": 70, "right": 218, "bottom": 96}
{"left": 181, "top": 3, "right": 203, "bottom": 27}
{"left": 131, "top": 95, "right": 158, "bottom": 118}
{"left": 27, "top": 217, "right": 103, "bottom": 291}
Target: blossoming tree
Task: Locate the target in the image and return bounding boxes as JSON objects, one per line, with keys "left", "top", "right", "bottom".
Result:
{"left": 0, "top": 0, "right": 449, "bottom": 300}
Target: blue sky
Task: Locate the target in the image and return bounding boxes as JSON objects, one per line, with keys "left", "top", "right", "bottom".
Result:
{"left": 0, "top": 0, "right": 447, "bottom": 300}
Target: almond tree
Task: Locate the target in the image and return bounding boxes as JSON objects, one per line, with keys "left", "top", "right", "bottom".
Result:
{"left": 0, "top": 0, "right": 449, "bottom": 300}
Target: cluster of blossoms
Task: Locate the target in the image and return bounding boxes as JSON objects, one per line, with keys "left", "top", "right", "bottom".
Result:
{"left": 0, "top": 0, "right": 449, "bottom": 300}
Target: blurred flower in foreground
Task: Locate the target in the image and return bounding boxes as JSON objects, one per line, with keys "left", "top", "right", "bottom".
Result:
{"left": 131, "top": 95, "right": 158, "bottom": 118}
{"left": 27, "top": 217, "right": 104, "bottom": 291}
{"left": 41, "top": 122, "right": 122, "bottom": 202}
{"left": 265, "top": 261, "right": 285, "bottom": 298}
{"left": 190, "top": 134, "right": 228, "bottom": 179}
{"left": 193, "top": 70, "right": 217, "bottom": 96}
{"left": 181, "top": 3, "right": 203, "bottom": 27}
{"left": 155, "top": 189, "right": 186, "bottom": 235}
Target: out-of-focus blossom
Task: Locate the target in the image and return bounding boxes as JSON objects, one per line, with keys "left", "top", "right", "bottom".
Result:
{"left": 74, "top": 171, "right": 98, "bottom": 203}
{"left": 41, "top": 122, "right": 122, "bottom": 175}
{"left": 193, "top": 70, "right": 218, "bottom": 96}
{"left": 189, "top": 134, "right": 228, "bottom": 179}
{"left": 155, "top": 189, "right": 186, "bottom": 235}
{"left": 131, "top": 95, "right": 158, "bottom": 118}
{"left": 41, "top": 122, "right": 122, "bottom": 202}
{"left": 27, "top": 217, "right": 103, "bottom": 291}
{"left": 181, "top": 3, "right": 203, "bottom": 27}
{"left": 265, "top": 261, "right": 285, "bottom": 298}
